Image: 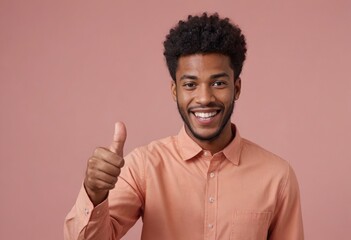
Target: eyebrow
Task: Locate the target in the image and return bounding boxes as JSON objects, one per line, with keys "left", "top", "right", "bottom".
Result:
{"left": 180, "top": 74, "right": 198, "bottom": 81}
{"left": 179, "top": 72, "right": 229, "bottom": 81}
{"left": 210, "top": 72, "right": 230, "bottom": 79}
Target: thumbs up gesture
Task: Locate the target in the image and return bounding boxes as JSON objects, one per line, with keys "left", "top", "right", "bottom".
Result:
{"left": 84, "top": 122, "right": 127, "bottom": 206}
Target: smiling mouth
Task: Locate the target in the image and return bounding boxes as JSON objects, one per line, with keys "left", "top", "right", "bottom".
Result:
{"left": 192, "top": 110, "right": 220, "bottom": 120}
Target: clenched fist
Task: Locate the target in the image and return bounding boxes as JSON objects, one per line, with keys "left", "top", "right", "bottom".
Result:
{"left": 84, "top": 122, "right": 127, "bottom": 206}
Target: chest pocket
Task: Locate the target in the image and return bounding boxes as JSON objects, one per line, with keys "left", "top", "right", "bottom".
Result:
{"left": 230, "top": 211, "right": 271, "bottom": 240}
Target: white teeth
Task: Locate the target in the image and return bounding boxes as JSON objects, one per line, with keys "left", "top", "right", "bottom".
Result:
{"left": 194, "top": 112, "right": 217, "bottom": 118}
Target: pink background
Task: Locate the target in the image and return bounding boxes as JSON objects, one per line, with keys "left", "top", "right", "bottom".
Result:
{"left": 1, "top": 0, "right": 350, "bottom": 239}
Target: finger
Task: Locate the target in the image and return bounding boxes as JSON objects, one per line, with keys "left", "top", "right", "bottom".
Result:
{"left": 93, "top": 170, "right": 118, "bottom": 185}
{"left": 93, "top": 159, "right": 122, "bottom": 177}
{"left": 86, "top": 178, "right": 115, "bottom": 191}
{"left": 109, "top": 122, "right": 127, "bottom": 156}
{"left": 93, "top": 148, "right": 125, "bottom": 168}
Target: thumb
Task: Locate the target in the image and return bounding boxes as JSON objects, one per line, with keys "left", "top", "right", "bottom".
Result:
{"left": 109, "top": 121, "right": 127, "bottom": 156}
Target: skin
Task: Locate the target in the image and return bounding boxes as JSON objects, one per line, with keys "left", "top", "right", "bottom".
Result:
{"left": 84, "top": 122, "right": 126, "bottom": 206}
{"left": 84, "top": 53, "right": 241, "bottom": 205}
{"left": 171, "top": 53, "right": 241, "bottom": 154}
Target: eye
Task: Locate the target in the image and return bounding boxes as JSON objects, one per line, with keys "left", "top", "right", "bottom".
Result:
{"left": 183, "top": 82, "right": 196, "bottom": 90}
{"left": 212, "top": 81, "right": 227, "bottom": 88}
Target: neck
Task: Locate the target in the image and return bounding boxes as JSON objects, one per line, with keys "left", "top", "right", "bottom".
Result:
{"left": 186, "top": 123, "right": 234, "bottom": 154}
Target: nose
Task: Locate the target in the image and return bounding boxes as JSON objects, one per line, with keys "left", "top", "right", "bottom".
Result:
{"left": 195, "top": 85, "right": 214, "bottom": 106}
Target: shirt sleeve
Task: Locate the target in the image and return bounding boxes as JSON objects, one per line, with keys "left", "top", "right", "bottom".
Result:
{"left": 268, "top": 164, "right": 304, "bottom": 240}
{"left": 63, "top": 149, "right": 145, "bottom": 240}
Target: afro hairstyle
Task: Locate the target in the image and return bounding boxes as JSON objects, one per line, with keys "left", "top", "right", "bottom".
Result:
{"left": 163, "top": 12, "right": 247, "bottom": 81}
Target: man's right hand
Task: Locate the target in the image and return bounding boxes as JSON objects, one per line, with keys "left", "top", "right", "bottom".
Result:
{"left": 84, "top": 122, "right": 127, "bottom": 206}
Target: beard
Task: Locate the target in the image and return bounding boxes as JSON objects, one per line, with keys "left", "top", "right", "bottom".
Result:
{"left": 176, "top": 100, "right": 235, "bottom": 142}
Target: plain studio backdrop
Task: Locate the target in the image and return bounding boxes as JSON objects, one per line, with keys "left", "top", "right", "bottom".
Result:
{"left": 0, "top": 0, "right": 350, "bottom": 239}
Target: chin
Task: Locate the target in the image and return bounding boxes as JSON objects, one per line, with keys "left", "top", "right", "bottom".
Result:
{"left": 189, "top": 127, "right": 223, "bottom": 142}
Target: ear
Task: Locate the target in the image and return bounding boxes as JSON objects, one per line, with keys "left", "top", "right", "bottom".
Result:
{"left": 234, "top": 77, "right": 241, "bottom": 100}
{"left": 171, "top": 81, "right": 177, "bottom": 101}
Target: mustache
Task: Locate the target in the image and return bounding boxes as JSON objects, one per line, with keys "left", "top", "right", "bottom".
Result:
{"left": 188, "top": 102, "right": 224, "bottom": 111}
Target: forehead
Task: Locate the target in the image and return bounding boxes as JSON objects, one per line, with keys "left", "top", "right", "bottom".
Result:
{"left": 176, "top": 53, "right": 232, "bottom": 77}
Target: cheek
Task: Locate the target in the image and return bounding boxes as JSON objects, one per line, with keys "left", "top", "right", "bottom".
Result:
{"left": 216, "top": 90, "right": 234, "bottom": 104}
{"left": 176, "top": 90, "right": 192, "bottom": 106}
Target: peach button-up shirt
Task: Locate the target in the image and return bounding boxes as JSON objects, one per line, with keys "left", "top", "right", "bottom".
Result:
{"left": 64, "top": 125, "right": 304, "bottom": 240}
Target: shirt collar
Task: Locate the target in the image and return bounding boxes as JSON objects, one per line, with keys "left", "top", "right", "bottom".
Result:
{"left": 222, "top": 124, "right": 241, "bottom": 165}
{"left": 177, "top": 126, "right": 203, "bottom": 160}
{"left": 176, "top": 123, "right": 242, "bottom": 165}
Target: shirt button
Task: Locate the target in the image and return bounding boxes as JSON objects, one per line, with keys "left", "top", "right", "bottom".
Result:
{"left": 208, "top": 223, "right": 214, "bottom": 229}
{"left": 84, "top": 208, "right": 90, "bottom": 215}
{"left": 209, "top": 197, "right": 215, "bottom": 203}
{"left": 203, "top": 151, "right": 210, "bottom": 156}
{"left": 209, "top": 172, "right": 215, "bottom": 178}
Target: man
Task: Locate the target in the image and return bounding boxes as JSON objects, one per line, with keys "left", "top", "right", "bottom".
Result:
{"left": 64, "top": 13, "right": 304, "bottom": 240}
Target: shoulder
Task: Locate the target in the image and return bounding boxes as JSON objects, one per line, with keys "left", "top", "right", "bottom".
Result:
{"left": 239, "top": 138, "right": 301, "bottom": 199}
{"left": 239, "top": 138, "right": 292, "bottom": 181}
{"left": 119, "top": 135, "right": 178, "bottom": 186}
{"left": 125, "top": 135, "right": 179, "bottom": 164}
{"left": 241, "top": 138, "right": 289, "bottom": 166}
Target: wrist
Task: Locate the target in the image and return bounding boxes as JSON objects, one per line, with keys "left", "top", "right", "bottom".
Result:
{"left": 84, "top": 184, "right": 108, "bottom": 206}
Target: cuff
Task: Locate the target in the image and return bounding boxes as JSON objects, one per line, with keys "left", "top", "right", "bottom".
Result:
{"left": 76, "top": 184, "right": 109, "bottom": 221}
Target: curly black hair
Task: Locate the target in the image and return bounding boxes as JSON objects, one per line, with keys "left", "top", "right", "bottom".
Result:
{"left": 163, "top": 13, "right": 247, "bottom": 81}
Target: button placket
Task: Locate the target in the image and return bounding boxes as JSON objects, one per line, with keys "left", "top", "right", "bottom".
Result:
{"left": 204, "top": 158, "right": 220, "bottom": 240}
